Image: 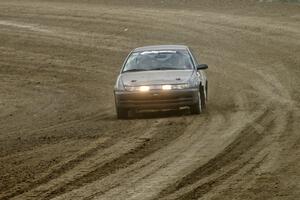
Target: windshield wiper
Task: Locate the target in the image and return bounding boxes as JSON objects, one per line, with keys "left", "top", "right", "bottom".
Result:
{"left": 123, "top": 69, "right": 149, "bottom": 73}
{"left": 151, "top": 67, "right": 181, "bottom": 70}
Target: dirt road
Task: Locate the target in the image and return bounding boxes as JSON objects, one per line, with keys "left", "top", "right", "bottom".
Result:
{"left": 0, "top": 0, "right": 299, "bottom": 199}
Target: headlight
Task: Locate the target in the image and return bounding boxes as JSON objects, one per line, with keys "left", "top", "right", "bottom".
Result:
{"left": 162, "top": 85, "right": 172, "bottom": 90}
{"left": 139, "top": 86, "right": 150, "bottom": 92}
{"left": 125, "top": 86, "right": 150, "bottom": 92}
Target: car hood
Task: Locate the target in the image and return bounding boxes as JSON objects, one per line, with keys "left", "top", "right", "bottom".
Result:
{"left": 121, "top": 70, "right": 194, "bottom": 86}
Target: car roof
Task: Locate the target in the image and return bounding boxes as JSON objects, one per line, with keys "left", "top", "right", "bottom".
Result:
{"left": 133, "top": 45, "right": 188, "bottom": 52}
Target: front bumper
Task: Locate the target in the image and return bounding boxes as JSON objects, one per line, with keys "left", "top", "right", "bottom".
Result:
{"left": 114, "top": 89, "right": 198, "bottom": 110}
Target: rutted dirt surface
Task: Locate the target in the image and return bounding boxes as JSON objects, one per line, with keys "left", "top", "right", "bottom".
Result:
{"left": 0, "top": 0, "right": 299, "bottom": 199}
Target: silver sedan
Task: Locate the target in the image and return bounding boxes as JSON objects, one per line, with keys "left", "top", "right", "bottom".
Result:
{"left": 114, "top": 45, "right": 208, "bottom": 119}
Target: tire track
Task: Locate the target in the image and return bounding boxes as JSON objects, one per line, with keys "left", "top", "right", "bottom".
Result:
{"left": 156, "top": 109, "right": 276, "bottom": 200}
{"left": 11, "top": 118, "right": 191, "bottom": 200}
{"left": 1, "top": 1, "right": 299, "bottom": 200}
{"left": 197, "top": 111, "right": 296, "bottom": 200}
{"left": 55, "top": 111, "right": 255, "bottom": 200}
{"left": 0, "top": 137, "right": 108, "bottom": 200}
{"left": 0, "top": 101, "right": 142, "bottom": 199}
{"left": 50, "top": 115, "right": 208, "bottom": 200}
{"left": 44, "top": 118, "right": 190, "bottom": 200}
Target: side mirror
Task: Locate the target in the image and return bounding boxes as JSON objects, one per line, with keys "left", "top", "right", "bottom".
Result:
{"left": 197, "top": 64, "right": 208, "bottom": 70}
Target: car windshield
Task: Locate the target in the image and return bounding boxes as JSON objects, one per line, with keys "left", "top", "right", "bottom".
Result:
{"left": 123, "top": 50, "right": 194, "bottom": 72}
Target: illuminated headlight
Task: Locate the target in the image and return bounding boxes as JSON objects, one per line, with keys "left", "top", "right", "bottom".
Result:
{"left": 162, "top": 85, "right": 172, "bottom": 90}
{"left": 139, "top": 86, "right": 150, "bottom": 92}
{"left": 125, "top": 86, "right": 150, "bottom": 92}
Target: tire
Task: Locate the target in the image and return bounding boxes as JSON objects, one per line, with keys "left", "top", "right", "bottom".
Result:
{"left": 116, "top": 107, "right": 128, "bottom": 119}
{"left": 200, "top": 85, "right": 206, "bottom": 110}
{"left": 205, "top": 81, "right": 208, "bottom": 101}
{"left": 190, "top": 90, "right": 202, "bottom": 114}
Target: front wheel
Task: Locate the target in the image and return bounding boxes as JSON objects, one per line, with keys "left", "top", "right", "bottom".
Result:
{"left": 200, "top": 85, "right": 206, "bottom": 110}
{"left": 190, "top": 86, "right": 206, "bottom": 114}
{"left": 190, "top": 90, "right": 202, "bottom": 114}
{"left": 116, "top": 107, "right": 128, "bottom": 119}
